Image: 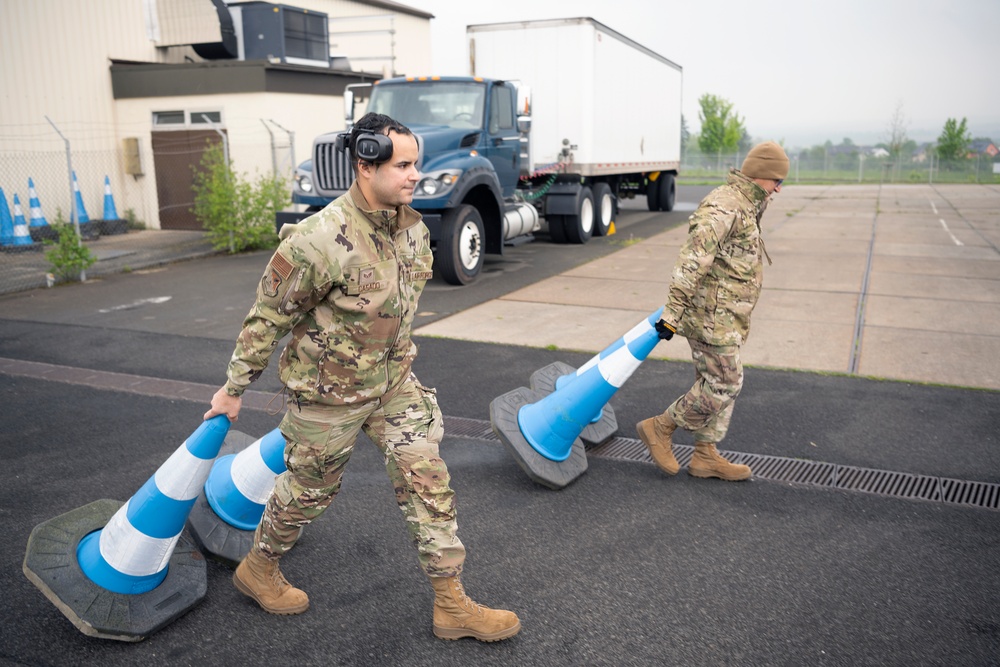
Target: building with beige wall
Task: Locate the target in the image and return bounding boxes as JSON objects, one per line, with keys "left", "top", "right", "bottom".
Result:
{"left": 0, "top": 0, "right": 432, "bottom": 230}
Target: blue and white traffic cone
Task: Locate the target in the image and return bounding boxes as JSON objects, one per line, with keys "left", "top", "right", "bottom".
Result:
{"left": 0, "top": 187, "right": 14, "bottom": 247}
{"left": 527, "top": 307, "right": 664, "bottom": 447}
{"left": 102, "top": 175, "right": 119, "bottom": 220}
{"left": 491, "top": 310, "right": 664, "bottom": 489}
{"left": 71, "top": 171, "right": 90, "bottom": 223}
{"left": 188, "top": 428, "right": 287, "bottom": 566}
{"left": 77, "top": 416, "right": 230, "bottom": 594}
{"left": 206, "top": 428, "right": 285, "bottom": 530}
{"left": 28, "top": 178, "right": 49, "bottom": 228}
{"left": 9, "top": 194, "right": 36, "bottom": 249}
{"left": 23, "top": 415, "right": 230, "bottom": 641}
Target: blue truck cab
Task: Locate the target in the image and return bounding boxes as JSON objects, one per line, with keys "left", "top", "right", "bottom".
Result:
{"left": 277, "top": 75, "right": 616, "bottom": 285}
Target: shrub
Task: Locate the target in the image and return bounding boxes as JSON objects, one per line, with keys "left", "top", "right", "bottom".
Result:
{"left": 192, "top": 142, "right": 289, "bottom": 253}
{"left": 44, "top": 209, "right": 97, "bottom": 283}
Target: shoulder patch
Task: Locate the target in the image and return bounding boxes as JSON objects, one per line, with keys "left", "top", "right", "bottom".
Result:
{"left": 262, "top": 251, "right": 295, "bottom": 298}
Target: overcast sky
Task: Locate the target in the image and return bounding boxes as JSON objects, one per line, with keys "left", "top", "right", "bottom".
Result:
{"left": 407, "top": 0, "right": 999, "bottom": 149}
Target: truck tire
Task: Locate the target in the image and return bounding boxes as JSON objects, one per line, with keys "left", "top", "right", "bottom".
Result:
{"left": 562, "top": 186, "right": 594, "bottom": 244}
{"left": 657, "top": 173, "right": 676, "bottom": 212}
{"left": 592, "top": 182, "right": 614, "bottom": 236}
{"left": 646, "top": 176, "right": 660, "bottom": 211}
{"left": 437, "top": 205, "right": 485, "bottom": 285}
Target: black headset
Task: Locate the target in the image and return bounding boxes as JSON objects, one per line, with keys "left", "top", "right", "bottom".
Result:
{"left": 335, "top": 129, "right": 394, "bottom": 164}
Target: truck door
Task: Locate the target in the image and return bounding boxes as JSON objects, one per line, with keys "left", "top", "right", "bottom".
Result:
{"left": 484, "top": 83, "right": 519, "bottom": 198}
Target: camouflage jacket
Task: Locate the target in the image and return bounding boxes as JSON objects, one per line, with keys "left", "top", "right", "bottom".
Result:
{"left": 223, "top": 182, "right": 434, "bottom": 405}
{"left": 661, "top": 169, "right": 770, "bottom": 347}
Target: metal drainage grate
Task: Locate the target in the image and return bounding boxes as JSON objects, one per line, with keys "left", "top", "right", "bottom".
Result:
{"left": 444, "top": 416, "right": 1000, "bottom": 512}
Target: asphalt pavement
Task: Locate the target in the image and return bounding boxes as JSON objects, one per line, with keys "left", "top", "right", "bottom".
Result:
{"left": 1, "top": 185, "right": 998, "bottom": 666}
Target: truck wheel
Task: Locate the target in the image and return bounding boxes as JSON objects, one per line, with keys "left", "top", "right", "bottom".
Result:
{"left": 592, "top": 182, "right": 615, "bottom": 236}
{"left": 657, "top": 173, "right": 676, "bottom": 212}
{"left": 547, "top": 216, "right": 568, "bottom": 243}
{"left": 562, "top": 186, "right": 594, "bottom": 244}
{"left": 437, "top": 205, "right": 485, "bottom": 285}
{"left": 646, "top": 176, "right": 661, "bottom": 211}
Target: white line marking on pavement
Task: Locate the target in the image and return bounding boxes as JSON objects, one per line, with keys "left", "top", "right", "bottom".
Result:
{"left": 929, "top": 200, "right": 938, "bottom": 214}
{"left": 938, "top": 219, "right": 964, "bottom": 246}
{"left": 98, "top": 296, "right": 173, "bottom": 313}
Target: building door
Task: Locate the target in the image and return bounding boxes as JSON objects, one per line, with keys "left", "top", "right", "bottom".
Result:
{"left": 151, "top": 130, "right": 224, "bottom": 230}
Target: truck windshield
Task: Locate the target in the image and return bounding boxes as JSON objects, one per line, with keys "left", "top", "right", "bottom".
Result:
{"left": 368, "top": 81, "right": 486, "bottom": 129}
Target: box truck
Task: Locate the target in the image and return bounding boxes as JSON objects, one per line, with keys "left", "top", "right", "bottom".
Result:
{"left": 280, "top": 17, "right": 682, "bottom": 285}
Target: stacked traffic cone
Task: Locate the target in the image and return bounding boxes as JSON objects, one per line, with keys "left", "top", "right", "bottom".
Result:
{"left": 71, "top": 171, "right": 100, "bottom": 239}
{"left": 7, "top": 194, "right": 38, "bottom": 250}
{"left": 23, "top": 416, "right": 231, "bottom": 641}
{"left": 188, "top": 428, "right": 287, "bottom": 566}
{"left": 71, "top": 171, "right": 90, "bottom": 223}
{"left": 27, "top": 177, "right": 57, "bottom": 243}
{"left": 491, "top": 310, "right": 664, "bottom": 489}
{"left": 100, "top": 175, "right": 127, "bottom": 234}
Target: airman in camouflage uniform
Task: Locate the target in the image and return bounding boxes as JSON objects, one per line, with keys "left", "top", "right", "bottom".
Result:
{"left": 205, "top": 113, "right": 520, "bottom": 642}
{"left": 637, "top": 141, "right": 790, "bottom": 481}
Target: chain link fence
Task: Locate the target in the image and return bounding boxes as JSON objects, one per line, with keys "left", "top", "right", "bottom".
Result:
{"left": 681, "top": 148, "right": 1000, "bottom": 185}
{"left": 0, "top": 123, "right": 296, "bottom": 295}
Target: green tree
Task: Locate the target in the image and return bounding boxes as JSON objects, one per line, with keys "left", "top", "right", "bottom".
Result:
{"left": 192, "top": 142, "right": 289, "bottom": 253}
{"left": 697, "top": 94, "right": 745, "bottom": 159}
{"left": 936, "top": 117, "right": 971, "bottom": 162}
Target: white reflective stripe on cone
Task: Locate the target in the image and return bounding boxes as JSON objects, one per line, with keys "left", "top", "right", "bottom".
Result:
{"left": 99, "top": 501, "right": 180, "bottom": 575}
{"left": 622, "top": 318, "right": 652, "bottom": 345}
{"left": 231, "top": 439, "right": 280, "bottom": 504}
{"left": 598, "top": 345, "right": 642, "bottom": 388}
{"left": 154, "top": 443, "right": 216, "bottom": 501}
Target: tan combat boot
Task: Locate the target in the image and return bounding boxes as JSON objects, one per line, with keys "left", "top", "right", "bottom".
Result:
{"left": 430, "top": 576, "right": 521, "bottom": 642}
{"left": 688, "top": 442, "right": 751, "bottom": 481}
{"left": 233, "top": 548, "right": 309, "bottom": 615}
{"left": 636, "top": 413, "right": 680, "bottom": 475}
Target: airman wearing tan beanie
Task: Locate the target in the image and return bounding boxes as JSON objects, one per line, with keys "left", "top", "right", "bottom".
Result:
{"left": 741, "top": 141, "right": 790, "bottom": 181}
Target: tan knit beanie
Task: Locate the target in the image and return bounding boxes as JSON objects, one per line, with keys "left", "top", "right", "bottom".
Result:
{"left": 741, "top": 141, "right": 789, "bottom": 180}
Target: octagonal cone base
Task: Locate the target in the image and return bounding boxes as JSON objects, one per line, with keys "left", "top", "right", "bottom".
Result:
{"left": 187, "top": 430, "right": 258, "bottom": 568}
{"left": 490, "top": 386, "right": 588, "bottom": 490}
{"left": 529, "top": 361, "right": 618, "bottom": 447}
{"left": 23, "top": 498, "right": 207, "bottom": 642}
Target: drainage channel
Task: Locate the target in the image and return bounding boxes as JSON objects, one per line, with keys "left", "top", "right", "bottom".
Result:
{"left": 445, "top": 416, "right": 1000, "bottom": 512}
{"left": 4, "top": 357, "right": 997, "bottom": 513}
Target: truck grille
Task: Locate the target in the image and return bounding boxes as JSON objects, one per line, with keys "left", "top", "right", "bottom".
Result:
{"left": 314, "top": 141, "right": 353, "bottom": 194}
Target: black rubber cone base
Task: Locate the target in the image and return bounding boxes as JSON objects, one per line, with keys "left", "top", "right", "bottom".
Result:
{"left": 529, "top": 361, "right": 618, "bottom": 447}
{"left": 490, "top": 386, "right": 588, "bottom": 490}
{"left": 187, "top": 430, "right": 259, "bottom": 568}
{"left": 22, "top": 499, "right": 207, "bottom": 642}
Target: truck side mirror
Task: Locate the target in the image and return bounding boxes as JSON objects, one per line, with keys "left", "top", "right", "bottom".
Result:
{"left": 343, "top": 90, "right": 354, "bottom": 124}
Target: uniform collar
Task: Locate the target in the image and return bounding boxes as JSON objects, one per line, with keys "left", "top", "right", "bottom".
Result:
{"left": 727, "top": 169, "right": 770, "bottom": 207}
{"left": 348, "top": 182, "right": 422, "bottom": 233}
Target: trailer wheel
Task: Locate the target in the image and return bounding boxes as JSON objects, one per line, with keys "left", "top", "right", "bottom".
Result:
{"left": 562, "top": 186, "right": 594, "bottom": 244}
{"left": 437, "top": 205, "right": 485, "bottom": 285}
{"left": 592, "top": 182, "right": 615, "bottom": 236}
{"left": 657, "top": 173, "right": 676, "bottom": 212}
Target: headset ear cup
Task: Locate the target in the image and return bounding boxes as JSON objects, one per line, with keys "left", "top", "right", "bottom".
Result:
{"left": 355, "top": 133, "right": 394, "bottom": 163}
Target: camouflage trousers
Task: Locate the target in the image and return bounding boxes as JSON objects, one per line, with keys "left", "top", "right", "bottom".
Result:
{"left": 254, "top": 372, "right": 466, "bottom": 577}
{"left": 666, "top": 339, "right": 744, "bottom": 444}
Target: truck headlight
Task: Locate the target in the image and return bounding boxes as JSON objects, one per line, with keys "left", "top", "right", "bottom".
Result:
{"left": 415, "top": 170, "right": 461, "bottom": 197}
{"left": 295, "top": 172, "right": 313, "bottom": 193}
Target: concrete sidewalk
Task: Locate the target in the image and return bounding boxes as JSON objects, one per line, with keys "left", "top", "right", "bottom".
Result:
{"left": 415, "top": 184, "right": 1000, "bottom": 390}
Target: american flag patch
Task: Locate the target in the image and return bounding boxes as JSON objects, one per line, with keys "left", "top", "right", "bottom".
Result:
{"left": 270, "top": 252, "right": 295, "bottom": 280}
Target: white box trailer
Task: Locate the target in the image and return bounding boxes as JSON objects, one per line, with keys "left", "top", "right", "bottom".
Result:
{"left": 468, "top": 17, "right": 682, "bottom": 181}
